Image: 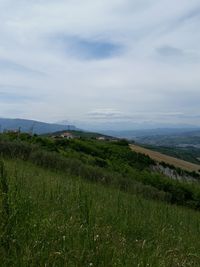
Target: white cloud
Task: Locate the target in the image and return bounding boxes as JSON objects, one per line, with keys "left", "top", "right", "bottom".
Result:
{"left": 0, "top": 0, "right": 200, "bottom": 127}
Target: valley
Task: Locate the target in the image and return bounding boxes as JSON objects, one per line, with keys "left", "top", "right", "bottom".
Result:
{"left": 130, "top": 144, "right": 200, "bottom": 174}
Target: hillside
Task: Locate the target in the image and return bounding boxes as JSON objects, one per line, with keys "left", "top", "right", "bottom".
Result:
{"left": 0, "top": 118, "right": 77, "bottom": 134}
{"left": 1, "top": 159, "right": 200, "bottom": 266}
{"left": 1, "top": 133, "right": 200, "bottom": 266}
{"left": 140, "top": 145, "right": 200, "bottom": 165}
{"left": 130, "top": 144, "right": 200, "bottom": 174}
{"left": 1, "top": 132, "right": 200, "bottom": 208}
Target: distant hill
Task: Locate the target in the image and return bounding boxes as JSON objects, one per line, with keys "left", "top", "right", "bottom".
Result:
{"left": 136, "top": 130, "right": 200, "bottom": 147}
{"left": 0, "top": 118, "right": 78, "bottom": 134}
{"left": 102, "top": 128, "right": 200, "bottom": 140}
{"left": 46, "top": 129, "right": 116, "bottom": 140}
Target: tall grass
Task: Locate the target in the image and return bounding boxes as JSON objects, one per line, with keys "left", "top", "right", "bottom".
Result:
{"left": 1, "top": 159, "right": 200, "bottom": 266}
{"left": 0, "top": 160, "right": 10, "bottom": 252}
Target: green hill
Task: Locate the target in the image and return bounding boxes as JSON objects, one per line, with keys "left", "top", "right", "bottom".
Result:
{"left": 1, "top": 132, "right": 200, "bottom": 266}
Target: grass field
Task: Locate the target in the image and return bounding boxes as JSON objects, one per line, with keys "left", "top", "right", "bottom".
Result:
{"left": 1, "top": 159, "right": 200, "bottom": 266}
{"left": 130, "top": 144, "right": 200, "bottom": 174}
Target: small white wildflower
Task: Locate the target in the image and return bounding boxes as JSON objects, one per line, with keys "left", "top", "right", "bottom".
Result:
{"left": 94, "top": 234, "right": 99, "bottom": 241}
{"left": 54, "top": 252, "right": 62, "bottom": 256}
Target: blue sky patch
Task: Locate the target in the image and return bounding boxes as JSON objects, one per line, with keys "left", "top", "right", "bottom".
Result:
{"left": 56, "top": 35, "right": 123, "bottom": 60}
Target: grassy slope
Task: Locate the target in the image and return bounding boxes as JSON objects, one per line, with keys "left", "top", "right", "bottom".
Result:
{"left": 1, "top": 160, "right": 200, "bottom": 267}
{"left": 1, "top": 133, "right": 200, "bottom": 209}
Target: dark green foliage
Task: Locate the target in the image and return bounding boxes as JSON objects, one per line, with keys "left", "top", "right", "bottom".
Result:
{"left": 113, "top": 139, "right": 129, "bottom": 146}
{"left": 94, "top": 157, "right": 108, "bottom": 168}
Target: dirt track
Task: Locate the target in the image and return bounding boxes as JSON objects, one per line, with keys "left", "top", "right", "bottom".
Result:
{"left": 130, "top": 144, "right": 200, "bottom": 173}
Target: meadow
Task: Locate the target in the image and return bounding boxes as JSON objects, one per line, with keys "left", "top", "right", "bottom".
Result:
{"left": 1, "top": 159, "right": 200, "bottom": 266}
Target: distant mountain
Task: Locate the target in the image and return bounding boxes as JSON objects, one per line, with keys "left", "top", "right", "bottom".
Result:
{"left": 74, "top": 120, "right": 198, "bottom": 132}
{"left": 101, "top": 128, "right": 200, "bottom": 140}
{"left": 107, "top": 128, "right": 200, "bottom": 147}
{"left": 0, "top": 118, "right": 78, "bottom": 134}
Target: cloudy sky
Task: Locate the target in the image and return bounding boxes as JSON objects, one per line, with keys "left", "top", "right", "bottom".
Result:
{"left": 0, "top": 0, "right": 200, "bottom": 129}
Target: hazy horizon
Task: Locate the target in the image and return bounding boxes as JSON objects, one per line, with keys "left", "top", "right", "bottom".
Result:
{"left": 1, "top": 0, "right": 200, "bottom": 127}
{"left": 1, "top": 117, "right": 200, "bottom": 133}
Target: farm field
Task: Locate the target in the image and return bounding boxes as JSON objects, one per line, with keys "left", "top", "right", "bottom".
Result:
{"left": 130, "top": 144, "right": 200, "bottom": 173}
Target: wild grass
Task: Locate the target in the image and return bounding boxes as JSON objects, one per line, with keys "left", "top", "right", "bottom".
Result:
{"left": 1, "top": 159, "right": 200, "bottom": 266}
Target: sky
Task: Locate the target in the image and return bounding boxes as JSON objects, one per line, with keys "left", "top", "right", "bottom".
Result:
{"left": 0, "top": 0, "right": 200, "bottom": 129}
